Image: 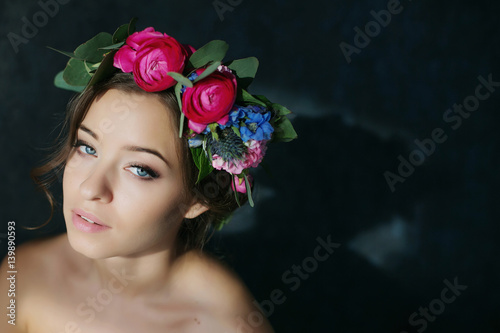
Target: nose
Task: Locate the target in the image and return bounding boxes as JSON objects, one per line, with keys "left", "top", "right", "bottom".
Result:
{"left": 79, "top": 162, "right": 113, "bottom": 203}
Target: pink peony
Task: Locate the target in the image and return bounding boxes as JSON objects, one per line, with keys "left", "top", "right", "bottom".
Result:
{"left": 212, "top": 140, "right": 267, "bottom": 174}
{"left": 231, "top": 174, "right": 252, "bottom": 193}
{"left": 183, "top": 44, "right": 196, "bottom": 57}
{"left": 113, "top": 27, "right": 188, "bottom": 92}
{"left": 182, "top": 66, "right": 237, "bottom": 133}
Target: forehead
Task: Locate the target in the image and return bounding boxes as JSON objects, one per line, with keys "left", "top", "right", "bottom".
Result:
{"left": 82, "top": 89, "right": 181, "bottom": 163}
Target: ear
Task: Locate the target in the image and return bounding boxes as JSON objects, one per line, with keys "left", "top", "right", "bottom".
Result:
{"left": 183, "top": 200, "right": 209, "bottom": 219}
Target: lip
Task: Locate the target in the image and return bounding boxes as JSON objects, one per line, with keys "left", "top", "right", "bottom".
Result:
{"left": 72, "top": 209, "right": 110, "bottom": 233}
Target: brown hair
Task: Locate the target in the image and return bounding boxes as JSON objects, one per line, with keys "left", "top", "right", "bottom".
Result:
{"left": 31, "top": 72, "right": 247, "bottom": 251}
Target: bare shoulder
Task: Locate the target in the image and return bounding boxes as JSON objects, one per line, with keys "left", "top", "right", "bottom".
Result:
{"left": 13, "top": 233, "right": 71, "bottom": 280}
{"left": 2, "top": 233, "right": 73, "bottom": 300}
{"left": 170, "top": 251, "right": 274, "bottom": 333}
{"left": 0, "top": 233, "right": 72, "bottom": 332}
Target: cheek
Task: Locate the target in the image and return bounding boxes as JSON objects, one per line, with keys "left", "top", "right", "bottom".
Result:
{"left": 114, "top": 183, "right": 187, "bottom": 246}
{"left": 120, "top": 178, "right": 186, "bottom": 224}
{"left": 62, "top": 167, "right": 79, "bottom": 220}
{"left": 65, "top": 148, "right": 85, "bottom": 171}
{"left": 62, "top": 168, "right": 76, "bottom": 226}
{"left": 63, "top": 153, "right": 83, "bottom": 194}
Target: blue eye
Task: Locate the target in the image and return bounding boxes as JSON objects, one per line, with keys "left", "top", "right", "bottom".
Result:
{"left": 128, "top": 165, "right": 159, "bottom": 180}
{"left": 80, "top": 145, "right": 96, "bottom": 155}
{"left": 132, "top": 167, "right": 149, "bottom": 177}
{"left": 74, "top": 140, "right": 97, "bottom": 156}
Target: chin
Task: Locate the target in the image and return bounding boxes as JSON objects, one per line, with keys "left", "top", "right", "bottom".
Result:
{"left": 65, "top": 228, "right": 117, "bottom": 260}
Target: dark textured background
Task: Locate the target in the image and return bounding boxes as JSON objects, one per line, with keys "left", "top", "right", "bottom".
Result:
{"left": 1, "top": 0, "right": 499, "bottom": 332}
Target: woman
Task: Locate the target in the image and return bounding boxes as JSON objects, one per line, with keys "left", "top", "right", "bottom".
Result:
{"left": 1, "top": 20, "right": 295, "bottom": 332}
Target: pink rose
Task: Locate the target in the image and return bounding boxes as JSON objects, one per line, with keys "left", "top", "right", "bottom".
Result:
{"left": 113, "top": 27, "right": 187, "bottom": 92}
{"left": 212, "top": 140, "right": 267, "bottom": 174}
{"left": 231, "top": 174, "right": 252, "bottom": 193}
{"left": 127, "top": 27, "right": 163, "bottom": 49}
{"left": 182, "top": 66, "right": 237, "bottom": 133}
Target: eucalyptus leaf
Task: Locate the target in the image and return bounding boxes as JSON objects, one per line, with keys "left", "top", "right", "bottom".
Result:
{"left": 99, "top": 42, "right": 125, "bottom": 50}
{"left": 89, "top": 62, "right": 101, "bottom": 69}
{"left": 226, "top": 57, "right": 259, "bottom": 89}
{"left": 244, "top": 174, "right": 254, "bottom": 207}
{"left": 179, "top": 112, "right": 185, "bottom": 138}
{"left": 88, "top": 50, "right": 118, "bottom": 87}
{"left": 113, "top": 17, "right": 137, "bottom": 43}
{"left": 174, "top": 82, "right": 184, "bottom": 137}
{"left": 240, "top": 90, "right": 267, "bottom": 106}
{"left": 193, "top": 61, "right": 221, "bottom": 83}
{"left": 272, "top": 116, "right": 298, "bottom": 142}
{"left": 232, "top": 176, "right": 241, "bottom": 207}
{"left": 113, "top": 24, "right": 129, "bottom": 44}
{"left": 215, "top": 213, "right": 233, "bottom": 231}
{"left": 272, "top": 103, "right": 292, "bottom": 116}
{"left": 188, "top": 40, "right": 229, "bottom": 69}
{"left": 47, "top": 46, "right": 78, "bottom": 59}
{"left": 63, "top": 58, "right": 92, "bottom": 87}
{"left": 74, "top": 32, "right": 113, "bottom": 63}
{"left": 253, "top": 94, "right": 272, "bottom": 106}
{"left": 167, "top": 72, "right": 193, "bottom": 88}
{"left": 127, "top": 17, "right": 138, "bottom": 37}
{"left": 83, "top": 61, "right": 94, "bottom": 74}
{"left": 54, "top": 71, "right": 85, "bottom": 93}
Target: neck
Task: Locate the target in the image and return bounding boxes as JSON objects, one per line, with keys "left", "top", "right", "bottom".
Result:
{"left": 86, "top": 239, "right": 184, "bottom": 298}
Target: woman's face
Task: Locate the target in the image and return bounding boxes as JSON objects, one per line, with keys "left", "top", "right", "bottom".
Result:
{"left": 63, "top": 89, "right": 198, "bottom": 259}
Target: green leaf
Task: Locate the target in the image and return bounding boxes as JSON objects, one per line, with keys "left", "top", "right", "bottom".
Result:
{"left": 88, "top": 62, "right": 101, "bottom": 70}
{"left": 174, "top": 82, "right": 184, "bottom": 110}
{"left": 74, "top": 32, "right": 113, "bottom": 63}
{"left": 209, "top": 123, "right": 219, "bottom": 140}
{"left": 88, "top": 50, "right": 118, "bottom": 87}
{"left": 127, "top": 17, "right": 138, "bottom": 36}
{"left": 232, "top": 176, "right": 241, "bottom": 207}
{"left": 272, "top": 116, "right": 298, "bottom": 142}
{"left": 63, "top": 58, "right": 92, "bottom": 87}
{"left": 193, "top": 61, "right": 221, "bottom": 83}
{"left": 215, "top": 213, "right": 234, "bottom": 230}
{"left": 190, "top": 147, "right": 214, "bottom": 183}
{"left": 244, "top": 174, "right": 254, "bottom": 207}
{"left": 179, "top": 113, "right": 185, "bottom": 138}
{"left": 174, "top": 82, "right": 184, "bottom": 137}
{"left": 113, "top": 24, "right": 129, "bottom": 44}
{"left": 240, "top": 89, "right": 267, "bottom": 106}
{"left": 272, "top": 103, "right": 292, "bottom": 116}
{"left": 226, "top": 57, "right": 259, "bottom": 89}
{"left": 253, "top": 94, "right": 271, "bottom": 105}
{"left": 226, "top": 57, "right": 259, "bottom": 78}
{"left": 47, "top": 46, "right": 78, "bottom": 59}
{"left": 188, "top": 40, "right": 229, "bottom": 69}
{"left": 112, "top": 17, "right": 138, "bottom": 43}
{"left": 83, "top": 61, "right": 94, "bottom": 74}
{"left": 99, "top": 42, "right": 125, "bottom": 50}
{"left": 167, "top": 72, "right": 193, "bottom": 88}
{"left": 54, "top": 71, "right": 85, "bottom": 93}
{"left": 231, "top": 125, "right": 241, "bottom": 137}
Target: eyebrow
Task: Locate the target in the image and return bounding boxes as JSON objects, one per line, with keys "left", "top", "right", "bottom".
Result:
{"left": 78, "top": 125, "right": 170, "bottom": 167}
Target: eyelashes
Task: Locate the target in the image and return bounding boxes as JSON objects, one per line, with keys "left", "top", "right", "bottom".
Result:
{"left": 72, "top": 139, "right": 160, "bottom": 180}
{"left": 73, "top": 139, "right": 97, "bottom": 156}
{"left": 126, "top": 164, "right": 159, "bottom": 179}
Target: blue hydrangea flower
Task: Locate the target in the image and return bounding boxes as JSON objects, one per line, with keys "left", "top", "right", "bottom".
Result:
{"left": 240, "top": 110, "right": 274, "bottom": 141}
{"left": 188, "top": 135, "right": 203, "bottom": 148}
{"left": 225, "top": 105, "right": 273, "bottom": 141}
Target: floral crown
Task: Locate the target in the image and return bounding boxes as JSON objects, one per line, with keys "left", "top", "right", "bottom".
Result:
{"left": 52, "top": 18, "right": 297, "bottom": 213}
